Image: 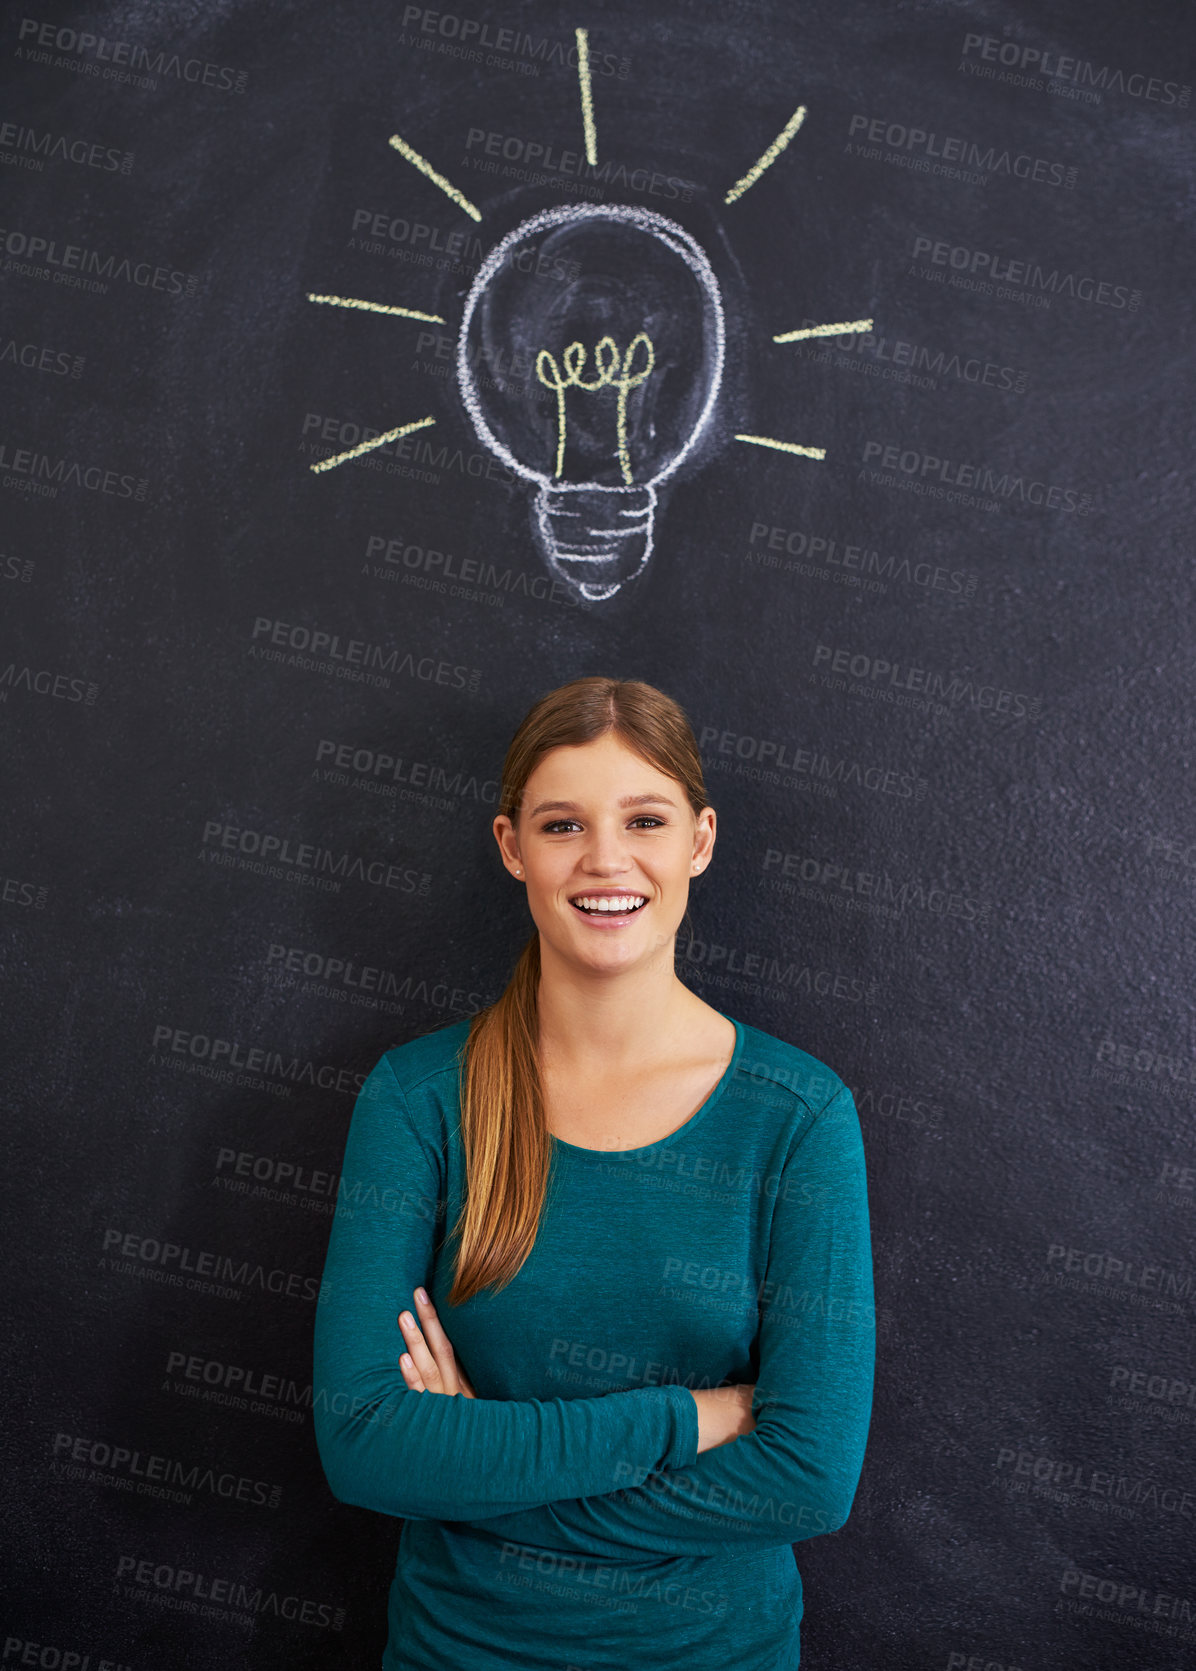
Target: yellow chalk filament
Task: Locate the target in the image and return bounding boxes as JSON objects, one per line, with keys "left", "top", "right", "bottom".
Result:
{"left": 773, "top": 317, "right": 874, "bottom": 343}
{"left": 734, "top": 433, "right": 825, "bottom": 461}
{"left": 536, "top": 333, "right": 655, "bottom": 483}
{"left": 388, "top": 132, "right": 481, "bottom": 222}
{"left": 306, "top": 292, "right": 445, "bottom": 324}
{"left": 310, "top": 416, "right": 436, "bottom": 473}
{"left": 725, "top": 104, "right": 807, "bottom": 205}
{"left": 576, "top": 27, "right": 598, "bottom": 166}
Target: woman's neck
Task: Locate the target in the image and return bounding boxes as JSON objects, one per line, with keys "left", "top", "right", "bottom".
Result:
{"left": 534, "top": 938, "right": 701, "bottom": 1072}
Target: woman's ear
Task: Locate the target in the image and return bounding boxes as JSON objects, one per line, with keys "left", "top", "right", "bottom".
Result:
{"left": 690, "top": 806, "right": 716, "bottom": 871}
{"left": 492, "top": 813, "right": 523, "bottom": 876}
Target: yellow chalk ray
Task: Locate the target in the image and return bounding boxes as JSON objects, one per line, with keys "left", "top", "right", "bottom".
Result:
{"left": 576, "top": 27, "right": 598, "bottom": 166}
{"left": 388, "top": 132, "right": 481, "bottom": 222}
{"left": 310, "top": 416, "right": 436, "bottom": 473}
{"left": 735, "top": 433, "right": 825, "bottom": 461}
{"left": 773, "top": 317, "right": 873, "bottom": 343}
{"left": 306, "top": 292, "right": 445, "bottom": 324}
{"left": 725, "top": 104, "right": 806, "bottom": 205}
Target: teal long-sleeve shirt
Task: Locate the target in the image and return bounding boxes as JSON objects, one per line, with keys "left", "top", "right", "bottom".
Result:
{"left": 313, "top": 1013, "right": 875, "bottom": 1671}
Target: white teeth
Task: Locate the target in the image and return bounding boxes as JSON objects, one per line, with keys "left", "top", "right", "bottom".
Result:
{"left": 572, "top": 895, "right": 646, "bottom": 914}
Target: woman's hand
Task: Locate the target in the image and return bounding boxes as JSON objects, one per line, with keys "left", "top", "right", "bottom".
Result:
{"left": 398, "top": 1286, "right": 477, "bottom": 1396}
{"left": 691, "top": 1383, "right": 756, "bottom": 1453}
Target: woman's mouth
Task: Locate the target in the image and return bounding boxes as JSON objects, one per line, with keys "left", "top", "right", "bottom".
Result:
{"left": 569, "top": 893, "right": 648, "bottom": 920}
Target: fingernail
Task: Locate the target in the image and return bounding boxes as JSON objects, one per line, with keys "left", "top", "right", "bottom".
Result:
{"left": 415, "top": 1287, "right": 428, "bottom": 1304}
{"left": 401, "top": 1353, "right": 412, "bottom": 1368}
{"left": 400, "top": 1311, "right": 413, "bottom": 1328}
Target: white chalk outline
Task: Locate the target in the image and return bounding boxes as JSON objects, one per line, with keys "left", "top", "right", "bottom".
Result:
{"left": 535, "top": 482, "right": 657, "bottom": 601}
{"left": 456, "top": 203, "right": 725, "bottom": 492}
{"left": 306, "top": 291, "right": 446, "bottom": 324}
{"left": 773, "top": 316, "right": 873, "bottom": 342}
{"left": 725, "top": 104, "right": 806, "bottom": 205}
{"left": 310, "top": 416, "right": 436, "bottom": 473}
{"left": 388, "top": 131, "right": 481, "bottom": 222}
{"left": 734, "top": 433, "right": 825, "bottom": 461}
{"left": 576, "top": 27, "right": 598, "bottom": 166}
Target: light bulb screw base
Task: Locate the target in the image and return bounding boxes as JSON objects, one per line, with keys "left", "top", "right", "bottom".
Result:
{"left": 534, "top": 483, "right": 657, "bottom": 601}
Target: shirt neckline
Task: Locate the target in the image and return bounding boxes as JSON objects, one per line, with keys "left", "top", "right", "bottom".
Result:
{"left": 548, "top": 1013, "right": 744, "bottom": 1160}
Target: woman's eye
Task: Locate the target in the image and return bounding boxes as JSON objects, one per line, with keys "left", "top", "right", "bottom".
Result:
{"left": 539, "top": 817, "right": 664, "bottom": 833}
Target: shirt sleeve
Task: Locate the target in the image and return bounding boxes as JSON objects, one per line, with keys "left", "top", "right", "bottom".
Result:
{"left": 312, "top": 1049, "right": 700, "bottom": 1522}
{"left": 454, "top": 1085, "right": 874, "bottom": 1558}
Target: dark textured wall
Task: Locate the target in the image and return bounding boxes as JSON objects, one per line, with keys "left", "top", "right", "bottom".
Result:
{"left": 3, "top": 1, "right": 1194, "bottom": 1665}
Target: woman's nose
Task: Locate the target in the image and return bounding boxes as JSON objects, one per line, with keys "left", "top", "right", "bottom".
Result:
{"left": 581, "top": 821, "right": 632, "bottom": 872}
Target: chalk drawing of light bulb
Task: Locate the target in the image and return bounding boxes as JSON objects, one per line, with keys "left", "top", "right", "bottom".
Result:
{"left": 457, "top": 204, "right": 725, "bottom": 602}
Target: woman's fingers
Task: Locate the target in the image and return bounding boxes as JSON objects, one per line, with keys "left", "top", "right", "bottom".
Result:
{"left": 398, "top": 1345, "right": 427, "bottom": 1391}
{"left": 411, "top": 1288, "right": 466, "bottom": 1391}
{"left": 397, "top": 1287, "right": 468, "bottom": 1395}
{"left": 398, "top": 1307, "right": 449, "bottom": 1391}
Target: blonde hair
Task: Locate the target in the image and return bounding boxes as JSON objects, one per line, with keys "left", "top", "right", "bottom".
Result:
{"left": 446, "top": 676, "right": 710, "bottom": 1304}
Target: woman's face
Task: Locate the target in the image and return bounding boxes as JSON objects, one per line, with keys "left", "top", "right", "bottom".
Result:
{"left": 492, "top": 731, "right": 716, "bottom": 978}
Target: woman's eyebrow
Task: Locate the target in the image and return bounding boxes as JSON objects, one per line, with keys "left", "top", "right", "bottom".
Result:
{"left": 527, "top": 793, "right": 678, "bottom": 816}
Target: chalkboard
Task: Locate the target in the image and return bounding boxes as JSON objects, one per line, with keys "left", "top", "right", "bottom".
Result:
{"left": 3, "top": 1, "right": 1194, "bottom": 1666}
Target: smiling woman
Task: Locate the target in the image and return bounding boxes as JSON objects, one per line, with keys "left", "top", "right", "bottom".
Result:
{"left": 312, "top": 675, "right": 875, "bottom": 1671}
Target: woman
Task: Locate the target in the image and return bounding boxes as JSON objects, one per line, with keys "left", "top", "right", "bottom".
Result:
{"left": 313, "top": 675, "right": 875, "bottom": 1670}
